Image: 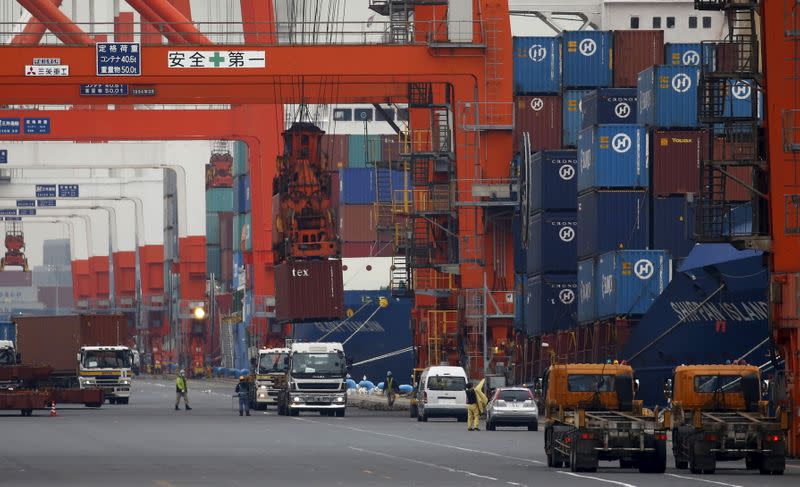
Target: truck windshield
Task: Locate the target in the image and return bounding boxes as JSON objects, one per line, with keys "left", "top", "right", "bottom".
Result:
{"left": 694, "top": 375, "right": 743, "bottom": 393}
{"left": 259, "top": 352, "right": 288, "bottom": 373}
{"left": 291, "top": 352, "right": 345, "bottom": 376}
{"left": 428, "top": 376, "right": 466, "bottom": 391}
{"left": 567, "top": 374, "right": 616, "bottom": 392}
{"left": 83, "top": 350, "right": 131, "bottom": 369}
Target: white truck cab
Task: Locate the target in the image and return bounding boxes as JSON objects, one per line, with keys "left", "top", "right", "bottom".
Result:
{"left": 78, "top": 345, "right": 133, "bottom": 404}
{"left": 279, "top": 342, "right": 349, "bottom": 417}
{"left": 254, "top": 347, "right": 290, "bottom": 409}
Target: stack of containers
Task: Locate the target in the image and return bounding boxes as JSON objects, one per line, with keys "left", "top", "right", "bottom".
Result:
{"left": 512, "top": 36, "right": 562, "bottom": 152}
{"left": 206, "top": 174, "right": 234, "bottom": 289}
{"left": 232, "top": 141, "right": 251, "bottom": 264}
{"left": 523, "top": 150, "right": 578, "bottom": 336}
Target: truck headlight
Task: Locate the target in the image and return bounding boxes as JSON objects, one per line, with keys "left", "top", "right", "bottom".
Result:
{"left": 120, "top": 379, "right": 131, "bottom": 384}
{"left": 292, "top": 396, "right": 303, "bottom": 403}
{"left": 259, "top": 385, "right": 267, "bottom": 390}
{"left": 335, "top": 396, "right": 345, "bottom": 403}
{"left": 258, "top": 393, "right": 266, "bottom": 398}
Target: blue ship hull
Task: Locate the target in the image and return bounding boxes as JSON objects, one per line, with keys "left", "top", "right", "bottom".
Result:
{"left": 292, "top": 291, "right": 413, "bottom": 385}
{"left": 623, "top": 245, "right": 770, "bottom": 407}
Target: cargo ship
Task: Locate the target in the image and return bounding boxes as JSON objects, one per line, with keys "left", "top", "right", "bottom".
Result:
{"left": 292, "top": 290, "right": 413, "bottom": 385}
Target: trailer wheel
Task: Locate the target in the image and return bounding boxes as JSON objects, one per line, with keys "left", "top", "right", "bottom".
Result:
{"left": 746, "top": 455, "right": 759, "bottom": 470}
{"left": 689, "top": 444, "right": 715, "bottom": 474}
{"left": 409, "top": 403, "right": 418, "bottom": 418}
{"left": 639, "top": 441, "right": 667, "bottom": 473}
{"left": 759, "top": 456, "right": 785, "bottom": 475}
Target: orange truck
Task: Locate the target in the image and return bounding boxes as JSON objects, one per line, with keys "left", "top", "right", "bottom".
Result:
{"left": 667, "top": 364, "right": 787, "bottom": 475}
{"left": 543, "top": 363, "right": 668, "bottom": 473}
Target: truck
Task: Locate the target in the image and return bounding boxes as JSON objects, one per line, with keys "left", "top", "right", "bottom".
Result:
{"left": 667, "top": 364, "right": 787, "bottom": 475}
{"left": 543, "top": 363, "right": 668, "bottom": 473}
{"left": 251, "top": 347, "right": 289, "bottom": 410}
{"left": 277, "top": 342, "right": 349, "bottom": 417}
{"left": 14, "top": 314, "right": 133, "bottom": 404}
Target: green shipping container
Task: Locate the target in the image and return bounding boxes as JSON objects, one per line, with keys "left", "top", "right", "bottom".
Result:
{"left": 233, "top": 140, "right": 249, "bottom": 177}
{"left": 347, "top": 135, "right": 382, "bottom": 168}
{"left": 206, "top": 188, "right": 233, "bottom": 212}
{"left": 206, "top": 213, "right": 220, "bottom": 245}
{"left": 206, "top": 245, "right": 222, "bottom": 277}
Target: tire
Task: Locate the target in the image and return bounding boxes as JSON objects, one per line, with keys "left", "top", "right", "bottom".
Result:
{"left": 335, "top": 408, "right": 345, "bottom": 418}
{"left": 640, "top": 440, "right": 666, "bottom": 474}
{"left": 746, "top": 456, "right": 758, "bottom": 470}
{"left": 675, "top": 459, "right": 689, "bottom": 470}
{"left": 421, "top": 411, "right": 428, "bottom": 422}
{"left": 410, "top": 403, "right": 418, "bottom": 418}
{"left": 119, "top": 398, "right": 129, "bottom": 405}
{"left": 528, "top": 422, "right": 538, "bottom": 432}
{"left": 569, "top": 439, "right": 578, "bottom": 472}
{"left": 689, "top": 444, "right": 715, "bottom": 474}
{"left": 487, "top": 421, "right": 496, "bottom": 431}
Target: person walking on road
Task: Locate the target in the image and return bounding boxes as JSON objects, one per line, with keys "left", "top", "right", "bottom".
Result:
{"left": 235, "top": 376, "right": 251, "bottom": 416}
{"left": 175, "top": 369, "right": 192, "bottom": 411}
{"left": 385, "top": 371, "right": 399, "bottom": 408}
{"left": 466, "top": 382, "right": 480, "bottom": 431}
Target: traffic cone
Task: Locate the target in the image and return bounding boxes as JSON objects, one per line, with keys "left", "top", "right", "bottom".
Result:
{"left": 49, "top": 401, "right": 58, "bottom": 417}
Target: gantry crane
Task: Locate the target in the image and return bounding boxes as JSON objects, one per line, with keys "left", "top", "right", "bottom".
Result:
{"left": 0, "top": 221, "right": 29, "bottom": 272}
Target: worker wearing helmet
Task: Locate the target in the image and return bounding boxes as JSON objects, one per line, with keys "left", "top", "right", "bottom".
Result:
{"left": 175, "top": 369, "right": 192, "bottom": 411}
{"left": 235, "top": 375, "right": 251, "bottom": 416}
{"left": 385, "top": 371, "right": 399, "bottom": 408}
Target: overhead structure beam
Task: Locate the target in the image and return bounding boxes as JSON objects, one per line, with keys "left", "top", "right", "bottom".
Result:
{"left": 17, "top": 0, "right": 94, "bottom": 45}
{"left": 11, "top": 0, "right": 62, "bottom": 45}
{"left": 139, "top": 0, "right": 212, "bottom": 45}
{"left": 125, "top": 0, "right": 188, "bottom": 44}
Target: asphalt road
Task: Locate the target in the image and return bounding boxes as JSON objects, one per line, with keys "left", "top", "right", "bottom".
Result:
{"left": 1, "top": 378, "right": 798, "bottom": 487}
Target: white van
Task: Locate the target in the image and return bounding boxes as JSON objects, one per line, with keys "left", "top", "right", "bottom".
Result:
{"left": 416, "top": 366, "right": 468, "bottom": 422}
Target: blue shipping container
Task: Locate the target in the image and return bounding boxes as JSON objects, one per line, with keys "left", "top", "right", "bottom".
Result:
{"left": 525, "top": 274, "right": 578, "bottom": 335}
{"left": 595, "top": 250, "right": 671, "bottom": 319}
{"left": 562, "top": 90, "right": 592, "bottom": 147}
{"left": 637, "top": 65, "right": 700, "bottom": 128}
{"left": 347, "top": 135, "right": 382, "bottom": 168}
{"left": 578, "top": 258, "right": 596, "bottom": 323}
{"left": 206, "top": 245, "right": 222, "bottom": 277}
{"left": 561, "top": 31, "right": 613, "bottom": 88}
{"left": 340, "top": 168, "right": 407, "bottom": 205}
{"left": 577, "top": 125, "right": 649, "bottom": 192}
{"left": 0, "top": 321, "right": 14, "bottom": 343}
{"left": 652, "top": 196, "right": 696, "bottom": 261}
{"left": 513, "top": 215, "right": 525, "bottom": 274}
{"left": 722, "top": 79, "right": 763, "bottom": 121}
{"left": 529, "top": 150, "right": 578, "bottom": 212}
{"left": 577, "top": 190, "right": 650, "bottom": 259}
{"left": 514, "top": 273, "right": 525, "bottom": 330}
{"left": 664, "top": 43, "right": 714, "bottom": 68}
{"left": 580, "top": 88, "right": 638, "bottom": 128}
{"left": 513, "top": 36, "right": 561, "bottom": 94}
{"left": 527, "top": 212, "right": 577, "bottom": 275}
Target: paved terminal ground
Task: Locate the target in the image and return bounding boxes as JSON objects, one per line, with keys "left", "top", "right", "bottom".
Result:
{"left": 1, "top": 379, "right": 798, "bottom": 487}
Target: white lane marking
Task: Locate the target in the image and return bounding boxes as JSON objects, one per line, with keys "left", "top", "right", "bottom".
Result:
{"left": 557, "top": 471, "right": 638, "bottom": 487}
{"left": 666, "top": 474, "right": 744, "bottom": 487}
{"left": 294, "top": 417, "right": 544, "bottom": 465}
{"left": 349, "top": 446, "right": 513, "bottom": 485}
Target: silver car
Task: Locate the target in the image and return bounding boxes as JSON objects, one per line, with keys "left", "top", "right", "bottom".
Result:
{"left": 486, "top": 387, "right": 539, "bottom": 431}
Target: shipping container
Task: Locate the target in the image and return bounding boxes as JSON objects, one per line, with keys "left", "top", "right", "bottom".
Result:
{"left": 561, "top": 31, "right": 613, "bottom": 88}
{"left": 235, "top": 174, "right": 250, "bottom": 214}
{"left": 339, "top": 204, "right": 378, "bottom": 242}
{"left": 595, "top": 250, "right": 671, "bottom": 319}
{"left": 664, "top": 43, "right": 714, "bottom": 67}
{"left": 529, "top": 150, "right": 578, "bottom": 213}
{"left": 340, "top": 168, "right": 406, "bottom": 205}
{"left": 0, "top": 321, "right": 14, "bottom": 342}
{"left": 613, "top": 30, "right": 664, "bottom": 88}
{"left": 577, "top": 190, "right": 650, "bottom": 259}
{"left": 577, "top": 125, "right": 649, "bottom": 192}
{"left": 562, "top": 90, "right": 592, "bottom": 147}
{"left": 513, "top": 215, "right": 525, "bottom": 274}
{"left": 513, "top": 95, "right": 563, "bottom": 152}
{"left": 637, "top": 65, "right": 700, "bottom": 128}
{"left": 206, "top": 187, "right": 234, "bottom": 213}
{"left": 342, "top": 242, "right": 393, "bottom": 258}
{"left": 514, "top": 273, "right": 525, "bottom": 330}
{"left": 527, "top": 212, "right": 577, "bottom": 275}
{"left": 652, "top": 196, "right": 696, "bottom": 260}
{"left": 275, "top": 260, "right": 344, "bottom": 322}
{"left": 320, "top": 134, "right": 349, "bottom": 170}
{"left": 525, "top": 274, "right": 578, "bottom": 335}
{"left": 577, "top": 258, "right": 596, "bottom": 323}
{"left": 220, "top": 248, "right": 233, "bottom": 282}
{"left": 347, "top": 134, "right": 382, "bottom": 168}
{"left": 330, "top": 171, "right": 341, "bottom": 209}
{"left": 381, "top": 134, "right": 401, "bottom": 164}
{"left": 206, "top": 213, "right": 220, "bottom": 245}
{"left": 206, "top": 245, "right": 222, "bottom": 277}
{"left": 14, "top": 314, "right": 128, "bottom": 375}
{"left": 512, "top": 36, "right": 562, "bottom": 94}
{"left": 234, "top": 213, "right": 252, "bottom": 252}
{"left": 233, "top": 140, "right": 248, "bottom": 177}
{"left": 651, "top": 129, "right": 708, "bottom": 196}
{"left": 0, "top": 271, "right": 32, "bottom": 287}
{"left": 219, "top": 212, "right": 233, "bottom": 251}
{"left": 721, "top": 79, "right": 763, "bottom": 121}
{"left": 712, "top": 137, "right": 754, "bottom": 201}
{"left": 580, "top": 88, "right": 638, "bottom": 128}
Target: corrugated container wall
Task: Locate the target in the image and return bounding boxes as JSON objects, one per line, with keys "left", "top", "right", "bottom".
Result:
{"left": 342, "top": 242, "right": 393, "bottom": 258}
{"left": 513, "top": 96, "right": 562, "bottom": 153}
{"left": 577, "top": 125, "right": 649, "bottom": 192}
{"left": 525, "top": 274, "right": 578, "bottom": 335}
{"left": 562, "top": 90, "right": 592, "bottom": 147}
{"left": 637, "top": 65, "right": 700, "bottom": 128}
{"left": 233, "top": 140, "right": 248, "bottom": 177}
{"left": 595, "top": 250, "right": 671, "bottom": 319}
{"left": 514, "top": 274, "right": 525, "bottom": 330}
{"left": 652, "top": 196, "right": 696, "bottom": 260}
{"left": 651, "top": 130, "right": 708, "bottom": 196}
{"left": 347, "top": 135, "right": 382, "bottom": 168}
{"left": 206, "top": 245, "right": 222, "bottom": 277}
{"left": 513, "top": 217, "right": 525, "bottom": 274}
{"left": 340, "top": 168, "right": 406, "bottom": 204}
{"left": 235, "top": 174, "right": 251, "bottom": 213}
{"left": 512, "top": 36, "right": 562, "bottom": 94}
{"left": 581, "top": 88, "right": 638, "bottom": 128}
{"left": 529, "top": 150, "right": 578, "bottom": 213}
{"left": 712, "top": 137, "right": 754, "bottom": 201}
{"left": 339, "top": 205, "right": 378, "bottom": 242}
{"left": 612, "top": 30, "right": 664, "bottom": 88}
{"left": 527, "top": 212, "right": 577, "bottom": 275}
{"left": 275, "top": 260, "right": 344, "bottom": 322}
{"left": 577, "top": 190, "right": 650, "bottom": 259}
{"left": 220, "top": 249, "right": 233, "bottom": 282}
{"left": 206, "top": 213, "right": 220, "bottom": 245}
{"left": 219, "top": 212, "right": 233, "bottom": 251}
{"left": 206, "top": 188, "right": 233, "bottom": 213}
{"left": 381, "top": 135, "right": 401, "bottom": 164}
{"left": 577, "top": 258, "right": 596, "bottom": 323}
{"left": 722, "top": 79, "right": 762, "bottom": 120}
{"left": 664, "top": 43, "right": 710, "bottom": 67}
{"left": 561, "top": 30, "right": 613, "bottom": 88}
{"left": 320, "top": 134, "right": 349, "bottom": 170}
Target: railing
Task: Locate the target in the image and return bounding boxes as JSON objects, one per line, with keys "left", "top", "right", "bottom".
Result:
{"left": 458, "top": 101, "right": 514, "bottom": 131}
{"left": 413, "top": 268, "right": 456, "bottom": 291}
{"left": 141, "top": 294, "right": 165, "bottom": 310}
{"left": 0, "top": 20, "right": 483, "bottom": 47}
{"left": 455, "top": 178, "right": 520, "bottom": 206}
{"left": 783, "top": 110, "right": 800, "bottom": 152}
{"left": 399, "top": 129, "right": 452, "bottom": 156}
{"left": 459, "top": 234, "right": 484, "bottom": 263}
